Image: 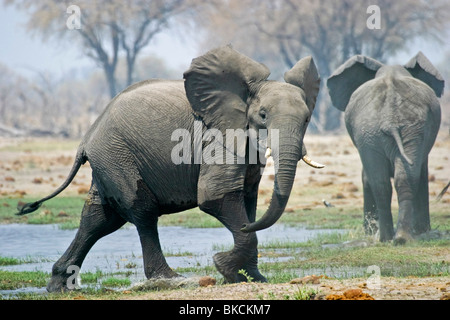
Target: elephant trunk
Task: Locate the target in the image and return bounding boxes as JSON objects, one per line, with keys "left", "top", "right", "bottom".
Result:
{"left": 241, "top": 129, "right": 302, "bottom": 233}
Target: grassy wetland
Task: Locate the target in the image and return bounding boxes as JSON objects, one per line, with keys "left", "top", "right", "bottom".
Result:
{"left": 0, "top": 132, "right": 449, "bottom": 300}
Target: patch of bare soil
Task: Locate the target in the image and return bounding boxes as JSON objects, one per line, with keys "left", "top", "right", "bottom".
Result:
{"left": 0, "top": 138, "right": 92, "bottom": 197}
{"left": 1, "top": 131, "right": 449, "bottom": 203}
{"left": 123, "top": 276, "right": 450, "bottom": 300}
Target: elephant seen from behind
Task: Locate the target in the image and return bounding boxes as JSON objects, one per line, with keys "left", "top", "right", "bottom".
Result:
{"left": 17, "top": 46, "right": 323, "bottom": 292}
{"left": 327, "top": 52, "right": 444, "bottom": 244}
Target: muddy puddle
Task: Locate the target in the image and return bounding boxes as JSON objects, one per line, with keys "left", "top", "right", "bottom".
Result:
{"left": 0, "top": 223, "right": 343, "bottom": 296}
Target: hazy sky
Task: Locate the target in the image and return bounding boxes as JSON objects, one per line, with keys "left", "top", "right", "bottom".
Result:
{"left": 1, "top": 5, "right": 448, "bottom": 81}
{"left": 0, "top": 5, "right": 198, "bottom": 79}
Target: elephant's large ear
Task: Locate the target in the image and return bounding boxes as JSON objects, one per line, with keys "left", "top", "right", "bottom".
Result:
{"left": 284, "top": 56, "right": 320, "bottom": 112}
{"left": 183, "top": 45, "right": 270, "bottom": 135}
{"left": 327, "top": 55, "right": 383, "bottom": 111}
{"left": 404, "top": 51, "right": 445, "bottom": 97}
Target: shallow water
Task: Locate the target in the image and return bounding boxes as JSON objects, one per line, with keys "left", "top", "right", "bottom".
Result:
{"left": 0, "top": 223, "right": 341, "bottom": 272}
{"left": 0, "top": 223, "right": 343, "bottom": 296}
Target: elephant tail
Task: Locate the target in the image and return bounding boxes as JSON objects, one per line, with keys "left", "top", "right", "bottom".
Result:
{"left": 16, "top": 148, "right": 87, "bottom": 216}
{"left": 436, "top": 181, "right": 450, "bottom": 202}
{"left": 390, "top": 128, "right": 413, "bottom": 166}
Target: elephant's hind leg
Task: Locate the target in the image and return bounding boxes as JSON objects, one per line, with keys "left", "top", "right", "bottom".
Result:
{"left": 135, "top": 218, "right": 181, "bottom": 279}
{"left": 131, "top": 182, "right": 180, "bottom": 280}
{"left": 360, "top": 153, "right": 394, "bottom": 242}
{"left": 413, "top": 160, "right": 431, "bottom": 235}
{"left": 47, "top": 184, "right": 126, "bottom": 292}
{"left": 362, "top": 169, "right": 378, "bottom": 235}
{"left": 393, "top": 157, "right": 422, "bottom": 244}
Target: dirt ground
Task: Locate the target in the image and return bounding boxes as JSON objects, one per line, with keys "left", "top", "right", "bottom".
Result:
{"left": 1, "top": 131, "right": 449, "bottom": 300}
{"left": 1, "top": 131, "right": 449, "bottom": 205}
{"left": 123, "top": 276, "right": 450, "bottom": 300}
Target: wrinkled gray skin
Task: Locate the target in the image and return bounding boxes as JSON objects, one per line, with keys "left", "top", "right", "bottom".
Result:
{"left": 327, "top": 52, "right": 444, "bottom": 244}
{"left": 17, "top": 46, "right": 321, "bottom": 292}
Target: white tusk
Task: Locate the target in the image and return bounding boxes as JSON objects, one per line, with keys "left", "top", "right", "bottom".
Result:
{"left": 265, "top": 147, "right": 272, "bottom": 159}
{"left": 302, "top": 155, "right": 325, "bottom": 169}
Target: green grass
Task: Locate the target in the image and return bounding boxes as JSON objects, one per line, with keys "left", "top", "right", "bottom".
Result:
{"left": 0, "top": 257, "right": 22, "bottom": 266}
{"left": 278, "top": 207, "right": 362, "bottom": 229}
{"left": 170, "top": 230, "right": 450, "bottom": 283}
{"left": 158, "top": 207, "right": 222, "bottom": 228}
{"left": 257, "top": 232, "right": 450, "bottom": 281}
{"left": 292, "top": 286, "right": 319, "bottom": 300}
{"left": 0, "top": 270, "right": 49, "bottom": 290}
{"left": 0, "top": 256, "right": 48, "bottom": 266}
{"left": 101, "top": 277, "right": 131, "bottom": 288}
{"left": 0, "top": 269, "right": 129, "bottom": 293}
{"left": 0, "top": 196, "right": 86, "bottom": 228}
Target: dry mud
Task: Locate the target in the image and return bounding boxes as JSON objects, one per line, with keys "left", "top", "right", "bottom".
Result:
{"left": 123, "top": 276, "right": 450, "bottom": 300}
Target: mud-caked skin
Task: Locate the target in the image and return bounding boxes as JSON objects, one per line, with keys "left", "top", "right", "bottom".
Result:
{"left": 327, "top": 52, "right": 444, "bottom": 244}
{"left": 17, "top": 46, "right": 322, "bottom": 292}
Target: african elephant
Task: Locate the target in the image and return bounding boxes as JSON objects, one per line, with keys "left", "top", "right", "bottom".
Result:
{"left": 17, "top": 46, "right": 323, "bottom": 292}
{"left": 327, "top": 52, "right": 444, "bottom": 244}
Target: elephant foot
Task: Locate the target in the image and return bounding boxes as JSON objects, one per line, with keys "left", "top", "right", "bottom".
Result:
{"left": 213, "top": 251, "right": 266, "bottom": 283}
{"left": 393, "top": 230, "right": 414, "bottom": 245}
{"left": 145, "top": 266, "right": 181, "bottom": 280}
{"left": 47, "top": 274, "right": 75, "bottom": 293}
{"left": 213, "top": 252, "right": 244, "bottom": 283}
{"left": 46, "top": 263, "right": 83, "bottom": 293}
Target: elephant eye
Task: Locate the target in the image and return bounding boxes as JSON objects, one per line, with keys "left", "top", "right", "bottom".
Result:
{"left": 259, "top": 110, "right": 267, "bottom": 123}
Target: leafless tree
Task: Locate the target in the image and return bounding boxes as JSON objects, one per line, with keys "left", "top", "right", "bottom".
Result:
{"left": 5, "top": 0, "right": 195, "bottom": 98}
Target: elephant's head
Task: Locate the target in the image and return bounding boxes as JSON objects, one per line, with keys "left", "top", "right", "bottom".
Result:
{"left": 327, "top": 51, "right": 445, "bottom": 111}
{"left": 183, "top": 45, "right": 321, "bottom": 233}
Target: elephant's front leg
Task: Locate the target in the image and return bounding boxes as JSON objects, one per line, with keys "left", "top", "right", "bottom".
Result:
{"left": 237, "top": 187, "right": 267, "bottom": 282}
{"left": 393, "top": 158, "right": 420, "bottom": 244}
{"left": 200, "top": 191, "right": 260, "bottom": 283}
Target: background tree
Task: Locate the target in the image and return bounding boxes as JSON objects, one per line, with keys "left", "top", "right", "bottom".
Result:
{"left": 1, "top": 0, "right": 448, "bottom": 137}
{"left": 0, "top": 54, "right": 179, "bottom": 137}
{"left": 199, "top": 0, "right": 450, "bottom": 132}
{"left": 5, "top": 0, "right": 192, "bottom": 98}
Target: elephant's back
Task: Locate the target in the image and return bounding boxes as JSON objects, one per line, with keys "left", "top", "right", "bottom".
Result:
{"left": 83, "top": 79, "right": 193, "bottom": 154}
{"left": 345, "top": 75, "right": 441, "bottom": 156}
{"left": 82, "top": 79, "right": 200, "bottom": 210}
{"left": 346, "top": 75, "right": 440, "bottom": 130}
{"left": 107, "top": 79, "right": 194, "bottom": 153}
{"left": 114, "top": 79, "right": 190, "bottom": 121}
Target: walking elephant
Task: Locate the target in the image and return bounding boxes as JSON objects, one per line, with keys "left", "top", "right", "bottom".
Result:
{"left": 17, "top": 45, "right": 323, "bottom": 292}
{"left": 327, "top": 52, "right": 444, "bottom": 244}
